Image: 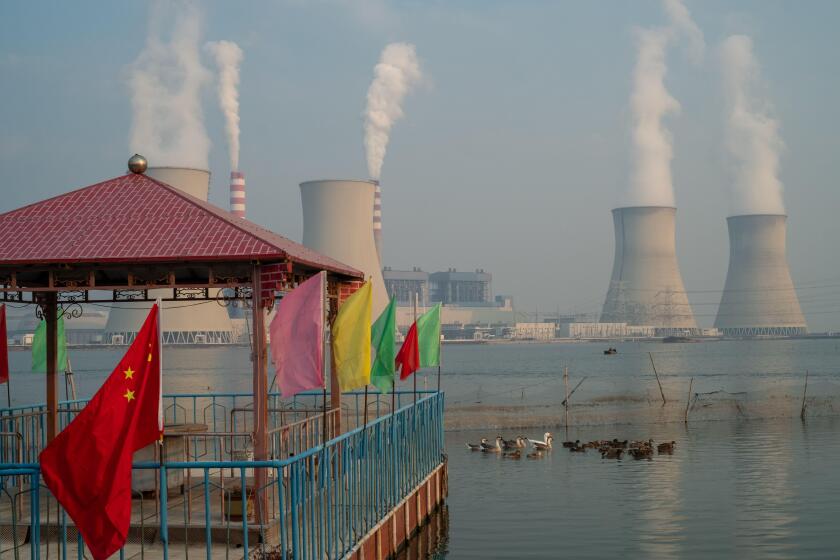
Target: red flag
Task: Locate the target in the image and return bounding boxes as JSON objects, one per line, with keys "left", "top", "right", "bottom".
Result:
{"left": 39, "top": 304, "right": 162, "bottom": 560}
{"left": 396, "top": 322, "right": 420, "bottom": 380}
{"left": 0, "top": 305, "right": 8, "bottom": 385}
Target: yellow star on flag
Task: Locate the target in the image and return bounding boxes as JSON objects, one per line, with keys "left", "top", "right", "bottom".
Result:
{"left": 124, "top": 367, "right": 135, "bottom": 380}
{"left": 147, "top": 343, "right": 153, "bottom": 363}
{"left": 123, "top": 389, "right": 135, "bottom": 402}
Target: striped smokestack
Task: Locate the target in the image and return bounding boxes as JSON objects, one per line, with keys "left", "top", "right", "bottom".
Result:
{"left": 373, "top": 180, "right": 382, "bottom": 258}
{"left": 229, "top": 171, "right": 245, "bottom": 218}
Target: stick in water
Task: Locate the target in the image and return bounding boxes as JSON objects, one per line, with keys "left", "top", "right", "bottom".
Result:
{"left": 648, "top": 352, "right": 667, "bottom": 405}
{"left": 684, "top": 377, "right": 693, "bottom": 424}
{"left": 563, "top": 366, "right": 570, "bottom": 432}
{"left": 562, "top": 376, "right": 587, "bottom": 407}
{"left": 800, "top": 370, "right": 809, "bottom": 421}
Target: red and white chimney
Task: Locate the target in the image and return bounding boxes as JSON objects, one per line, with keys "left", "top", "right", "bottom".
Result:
{"left": 229, "top": 171, "right": 245, "bottom": 218}
{"left": 373, "top": 180, "right": 382, "bottom": 259}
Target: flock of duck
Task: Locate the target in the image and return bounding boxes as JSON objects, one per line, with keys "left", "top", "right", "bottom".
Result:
{"left": 466, "top": 432, "right": 676, "bottom": 460}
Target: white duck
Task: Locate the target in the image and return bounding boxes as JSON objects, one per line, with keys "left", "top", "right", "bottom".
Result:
{"left": 466, "top": 437, "right": 488, "bottom": 451}
{"left": 529, "top": 432, "right": 554, "bottom": 451}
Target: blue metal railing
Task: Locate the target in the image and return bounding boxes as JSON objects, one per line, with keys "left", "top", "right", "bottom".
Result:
{"left": 0, "top": 391, "right": 445, "bottom": 560}
{"left": 0, "top": 390, "right": 437, "bottom": 464}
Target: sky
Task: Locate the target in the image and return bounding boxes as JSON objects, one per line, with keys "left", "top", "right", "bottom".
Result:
{"left": 1, "top": 1, "right": 840, "bottom": 330}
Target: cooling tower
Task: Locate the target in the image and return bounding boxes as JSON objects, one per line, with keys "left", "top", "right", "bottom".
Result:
{"left": 103, "top": 167, "right": 235, "bottom": 344}
{"left": 373, "top": 180, "right": 382, "bottom": 259}
{"left": 145, "top": 167, "right": 210, "bottom": 200}
{"left": 600, "top": 206, "right": 697, "bottom": 330}
{"left": 300, "top": 180, "right": 388, "bottom": 317}
{"left": 230, "top": 171, "right": 246, "bottom": 218}
{"left": 714, "top": 214, "right": 806, "bottom": 336}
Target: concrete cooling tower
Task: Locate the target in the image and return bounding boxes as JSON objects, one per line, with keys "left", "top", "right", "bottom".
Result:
{"left": 300, "top": 180, "right": 388, "bottom": 317}
{"left": 103, "top": 167, "right": 235, "bottom": 344}
{"left": 600, "top": 206, "right": 697, "bottom": 331}
{"left": 714, "top": 214, "right": 807, "bottom": 337}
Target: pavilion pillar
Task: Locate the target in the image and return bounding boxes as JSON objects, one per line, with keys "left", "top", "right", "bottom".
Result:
{"left": 44, "top": 293, "right": 59, "bottom": 442}
{"left": 251, "top": 265, "right": 269, "bottom": 523}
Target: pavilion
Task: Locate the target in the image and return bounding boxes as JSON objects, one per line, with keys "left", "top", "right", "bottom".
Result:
{"left": 0, "top": 158, "right": 364, "bottom": 464}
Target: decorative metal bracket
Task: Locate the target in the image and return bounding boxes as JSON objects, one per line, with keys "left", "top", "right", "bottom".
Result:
{"left": 113, "top": 289, "right": 149, "bottom": 301}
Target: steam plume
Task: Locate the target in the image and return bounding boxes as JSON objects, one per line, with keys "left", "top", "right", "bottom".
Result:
{"left": 628, "top": 0, "right": 704, "bottom": 207}
{"left": 363, "top": 43, "right": 422, "bottom": 180}
{"left": 721, "top": 35, "right": 785, "bottom": 215}
{"left": 205, "top": 40, "right": 243, "bottom": 171}
{"left": 129, "top": 2, "right": 211, "bottom": 169}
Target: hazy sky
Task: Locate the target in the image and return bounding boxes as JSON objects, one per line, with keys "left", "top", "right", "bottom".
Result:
{"left": 2, "top": 1, "right": 839, "bottom": 330}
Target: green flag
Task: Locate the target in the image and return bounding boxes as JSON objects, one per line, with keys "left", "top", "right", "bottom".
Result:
{"left": 416, "top": 303, "right": 442, "bottom": 368}
{"left": 370, "top": 297, "right": 397, "bottom": 393}
{"left": 32, "top": 316, "right": 68, "bottom": 372}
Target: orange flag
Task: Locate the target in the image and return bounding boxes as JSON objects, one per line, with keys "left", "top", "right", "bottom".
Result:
{"left": 39, "top": 304, "right": 162, "bottom": 560}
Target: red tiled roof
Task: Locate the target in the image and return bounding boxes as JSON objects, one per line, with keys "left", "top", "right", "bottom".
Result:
{"left": 0, "top": 173, "right": 362, "bottom": 277}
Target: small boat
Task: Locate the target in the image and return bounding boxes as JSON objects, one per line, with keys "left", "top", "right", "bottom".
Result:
{"left": 603, "top": 347, "right": 618, "bottom": 355}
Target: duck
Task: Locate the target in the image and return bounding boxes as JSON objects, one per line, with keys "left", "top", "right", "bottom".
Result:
{"left": 657, "top": 441, "right": 676, "bottom": 453}
{"left": 530, "top": 433, "right": 554, "bottom": 450}
{"left": 630, "top": 439, "right": 654, "bottom": 449}
{"left": 629, "top": 447, "right": 653, "bottom": 460}
{"left": 503, "top": 449, "right": 522, "bottom": 459}
{"left": 601, "top": 447, "right": 623, "bottom": 459}
{"left": 481, "top": 436, "right": 504, "bottom": 453}
{"left": 466, "top": 437, "right": 488, "bottom": 451}
{"left": 561, "top": 439, "right": 580, "bottom": 449}
{"left": 502, "top": 436, "right": 528, "bottom": 450}
{"left": 569, "top": 445, "right": 586, "bottom": 453}
{"left": 526, "top": 450, "right": 543, "bottom": 460}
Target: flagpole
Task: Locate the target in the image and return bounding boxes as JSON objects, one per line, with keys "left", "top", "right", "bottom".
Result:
{"left": 363, "top": 385, "right": 369, "bottom": 429}
{"left": 413, "top": 292, "right": 418, "bottom": 406}
{"left": 437, "top": 312, "right": 442, "bottom": 393}
{"left": 320, "top": 272, "right": 329, "bottom": 442}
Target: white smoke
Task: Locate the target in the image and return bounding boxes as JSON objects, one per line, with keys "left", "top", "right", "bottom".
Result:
{"left": 129, "top": 2, "right": 212, "bottom": 169}
{"left": 628, "top": 0, "right": 704, "bottom": 207}
{"left": 205, "top": 40, "right": 243, "bottom": 171}
{"left": 363, "top": 43, "right": 422, "bottom": 180}
{"left": 721, "top": 35, "right": 785, "bottom": 215}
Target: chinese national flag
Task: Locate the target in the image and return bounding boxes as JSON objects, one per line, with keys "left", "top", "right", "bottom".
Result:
{"left": 39, "top": 304, "right": 162, "bottom": 560}
{"left": 396, "top": 322, "right": 421, "bottom": 380}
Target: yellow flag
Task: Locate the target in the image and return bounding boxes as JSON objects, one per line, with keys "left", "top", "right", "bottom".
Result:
{"left": 332, "top": 281, "right": 372, "bottom": 392}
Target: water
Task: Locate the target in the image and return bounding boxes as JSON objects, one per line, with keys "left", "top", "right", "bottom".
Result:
{"left": 440, "top": 417, "right": 840, "bottom": 559}
{"left": 6, "top": 339, "right": 840, "bottom": 557}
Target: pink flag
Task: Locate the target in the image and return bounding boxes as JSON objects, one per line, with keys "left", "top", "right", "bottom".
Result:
{"left": 269, "top": 271, "right": 325, "bottom": 397}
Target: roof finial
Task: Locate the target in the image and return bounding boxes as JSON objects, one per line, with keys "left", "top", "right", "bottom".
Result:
{"left": 128, "top": 154, "right": 148, "bottom": 174}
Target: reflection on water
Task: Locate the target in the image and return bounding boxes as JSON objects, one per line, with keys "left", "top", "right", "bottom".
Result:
{"left": 417, "top": 417, "right": 840, "bottom": 559}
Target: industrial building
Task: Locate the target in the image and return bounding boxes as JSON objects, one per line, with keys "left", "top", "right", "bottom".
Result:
{"left": 558, "top": 322, "right": 656, "bottom": 339}
{"left": 600, "top": 206, "right": 697, "bottom": 332}
{"left": 300, "top": 179, "right": 388, "bottom": 317}
{"left": 513, "top": 322, "right": 556, "bottom": 340}
{"left": 382, "top": 267, "right": 429, "bottom": 306}
{"left": 429, "top": 269, "right": 493, "bottom": 305}
{"left": 103, "top": 166, "right": 236, "bottom": 345}
{"left": 714, "top": 214, "right": 807, "bottom": 336}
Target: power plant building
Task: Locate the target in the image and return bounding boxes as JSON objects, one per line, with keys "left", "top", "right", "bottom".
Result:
{"left": 429, "top": 269, "right": 493, "bottom": 305}
{"left": 714, "top": 214, "right": 807, "bottom": 336}
{"left": 383, "top": 267, "right": 429, "bottom": 306}
{"left": 600, "top": 206, "right": 697, "bottom": 332}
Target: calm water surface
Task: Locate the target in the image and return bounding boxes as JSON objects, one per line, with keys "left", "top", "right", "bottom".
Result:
{"left": 437, "top": 417, "right": 840, "bottom": 559}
